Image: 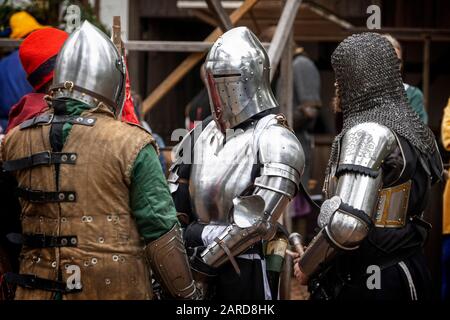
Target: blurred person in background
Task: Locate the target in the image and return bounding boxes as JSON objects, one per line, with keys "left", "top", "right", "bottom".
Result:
{"left": 0, "top": 11, "right": 46, "bottom": 132}
{"left": 440, "top": 96, "right": 450, "bottom": 301}
{"left": 6, "top": 27, "right": 68, "bottom": 133}
{"left": 383, "top": 34, "right": 428, "bottom": 124}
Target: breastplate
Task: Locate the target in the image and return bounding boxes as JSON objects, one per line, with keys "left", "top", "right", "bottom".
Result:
{"left": 190, "top": 120, "right": 259, "bottom": 224}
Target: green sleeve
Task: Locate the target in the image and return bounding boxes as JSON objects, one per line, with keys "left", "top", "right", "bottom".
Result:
{"left": 406, "top": 86, "right": 428, "bottom": 125}
{"left": 130, "top": 144, "right": 178, "bottom": 243}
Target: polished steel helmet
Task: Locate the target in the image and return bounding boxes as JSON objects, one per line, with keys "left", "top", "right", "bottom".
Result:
{"left": 51, "top": 21, "right": 126, "bottom": 118}
{"left": 205, "top": 26, "right": 278, "bottom": 132}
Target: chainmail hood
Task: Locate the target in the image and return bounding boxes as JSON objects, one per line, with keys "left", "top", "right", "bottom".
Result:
{"left": 329, "top": 32, "right": 436, "bottom": 168}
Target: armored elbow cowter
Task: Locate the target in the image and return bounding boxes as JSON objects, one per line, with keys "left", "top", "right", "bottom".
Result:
{"left": 145, "top": 225, "right": 197, "bottom": 299}
{"left": 299, "top": 123, "right": 397, "bottom": 276}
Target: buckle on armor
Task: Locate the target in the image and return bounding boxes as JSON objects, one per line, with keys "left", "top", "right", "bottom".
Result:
{"left": 375, "top": 180, "right": 411, "bottom": 228}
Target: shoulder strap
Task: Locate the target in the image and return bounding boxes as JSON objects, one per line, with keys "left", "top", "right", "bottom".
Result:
{"left": 20, "top": 114, "right": 97, "bottom": 130}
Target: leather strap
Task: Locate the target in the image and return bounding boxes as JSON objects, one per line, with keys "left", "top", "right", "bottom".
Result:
{"left": 23, "top": 234, "right": 78, "bottom": 248}
{"left": 20, "top": 114, "right": 97, "bottom": 130}
{"left": 214, "top": 237, "right": 241, "bottom": 276}
{"left": 4, "top": 273, "right": 82, "bottom": 294}
{"left": 2, "top": 151, "right": 77, "bottom": 172}
{"left": 16, "top": 187, "right": 76, "bottom": 203}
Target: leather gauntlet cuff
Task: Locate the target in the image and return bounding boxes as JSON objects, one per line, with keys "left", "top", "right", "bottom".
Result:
{"left": 145, "top": 224, "right": 197, "bottom": 299}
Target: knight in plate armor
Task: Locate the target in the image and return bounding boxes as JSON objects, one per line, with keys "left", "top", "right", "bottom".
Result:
{"left": 168, "top": 26, "right": 305, "bottom": 300}
{"left": 297, "top": 32, "right": 443, "bottom": 300}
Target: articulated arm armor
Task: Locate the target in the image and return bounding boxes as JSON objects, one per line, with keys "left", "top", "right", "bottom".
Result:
{"left": 200, "top": 124, "right": 305, "bottom": 269}
{"left": 299, "top": 123, "right": 397, "bottom": 277}
{"left": 145, "top": 225, "right": 197, "bottom": 299}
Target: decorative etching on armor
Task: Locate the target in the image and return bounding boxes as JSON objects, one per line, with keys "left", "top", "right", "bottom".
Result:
{"left": 341, "top": 130, "right": 375, "bottom": 162}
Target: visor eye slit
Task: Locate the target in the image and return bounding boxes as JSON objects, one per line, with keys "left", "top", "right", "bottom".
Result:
{"left": 213, "top": 73, "right": 242, "bottom": 79}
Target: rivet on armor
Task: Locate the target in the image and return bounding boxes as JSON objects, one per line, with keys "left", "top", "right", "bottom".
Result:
{"left": 105, "top": 278, "right": 111, "bottom": 285}
{"left": 112, "top": 255, "right": 119, "bottom": 262}
{"left": 61, "top": 238, "right": 68, "bottom": 246}
{"left": 84, "top": 261, "right": 89, "bottom": 267}
{"left": 107, "top": 215, "right": 112, "bottom": 222}
{"left": 51, "top": 261, "right": 57, "bottom": 268}
{"left": 70, "top": 154, "right": 77, "bottom": 161}
{"left": 87, "top": 119, "right": 94, "bottom": 124}
{"left": 61, "top": 217, "right": 67, "bottom": 223}
{"left": 68, "top": 194, "right": 75, "bottom": 202}
{"left": 91, "top": 258, "right": 98, "bottom": 265}
{"left": 87, "top": 216, "right": 93, "bottom": 223}
{"left": 58, "top": 193, "right": 65, "bottom": 200}
{"left": 61, "top": 154, "right": 68, "bottom": 162}
{"left": 98, "top": 237, "right": 104, "bottom": 243}
{"left": 70, "top": 238, "right": 77, "bottom": 245}
{"left": 82, "top": 216, "right": 87, "bottom": 222}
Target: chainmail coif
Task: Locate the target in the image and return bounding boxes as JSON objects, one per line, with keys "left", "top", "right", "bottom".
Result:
{"left": 328, "top": 32, "right": 436, "bottom": 169}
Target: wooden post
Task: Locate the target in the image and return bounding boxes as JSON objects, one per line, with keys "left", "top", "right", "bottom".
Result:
{"left": 277, "top": 30, "right": 294, "bottom": 301}
{"left": 142, "top": 0, "right": 259, "bottom": 115}
{"left": 112, "top": 16, "right": 123, "bottom": 54}
{"left": 206, "top": 0, "right": 233, "bottom": 32}
{"left": 278, "top": 33, "right": 294, "bottom": 127}
{"left": 268, "top": 0, "right": 302, "bottom": 81}
{"left": 190, "top": 9, "right": 219, "bottom": 27}
{"left": 422, "top": 35, "right": 431, "bottom": 111}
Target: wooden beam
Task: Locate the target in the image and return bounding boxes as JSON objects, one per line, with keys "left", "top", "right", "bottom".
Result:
{"left": 303, "top": 2, "right": 353, "bottom": 30}
{"left": 142, "top": 0, "right": 260, "bottom": 115}
{"left": 124, "top": 40, "right": 270, "bottom": 52}
{"left": 112, "top": 16, "right": 123, "bottom": 54}
{"left": 126, "top": 40, "right": 214, "bottom": 52}
{"left": 189, "top": 8, "right": 219, "bottom": 27}
{"left": 206, "top": 0, "right": 233, "bottom": 31}
{"left": 249, "top": 9, "right": 261, "bottom": 35}
{"left": 278, "top": 33, "right": 294, "bottom": 127}
{"left": 177, "top": 1, "right": 243, "bottom": 9}
{"left": 268, "top": 0, "right": 302, "bottom": 81}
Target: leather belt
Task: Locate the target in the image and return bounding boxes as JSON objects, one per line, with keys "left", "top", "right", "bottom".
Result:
{"left": 16, "top": 187, "right": 76, "bottom": 203}
{"left": 20, "top": 113, "right": 97, "bottom": 130}
{"left": 2, "top": 151, "right": 77, "bottom": 172}
{"left": 4, "top": 273, "right": 82, "bottom": 294}
{"left": 23, "top": 234, "right": 78, "bottom": 248}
